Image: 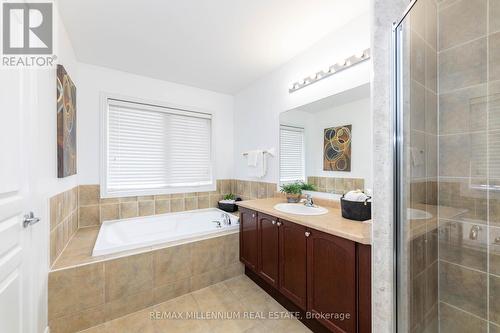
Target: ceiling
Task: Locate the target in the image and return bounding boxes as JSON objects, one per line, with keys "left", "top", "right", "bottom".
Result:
{"left": 57, "top": 0, "right": 369, "bottom": 94}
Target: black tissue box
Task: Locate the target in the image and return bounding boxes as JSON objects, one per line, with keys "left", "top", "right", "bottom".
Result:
{"left": 340, "top": 195, "right": 372, "bottom": 221}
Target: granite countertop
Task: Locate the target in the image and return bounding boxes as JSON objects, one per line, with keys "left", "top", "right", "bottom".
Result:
{"left": 237, "top": 198, "right": 372, "bottom": 245}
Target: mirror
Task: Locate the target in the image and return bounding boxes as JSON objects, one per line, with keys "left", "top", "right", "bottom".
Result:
{"left": 279, "top": 83, "right": 371, "bottom": 199}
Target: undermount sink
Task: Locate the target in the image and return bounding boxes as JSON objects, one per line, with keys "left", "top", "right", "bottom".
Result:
{"left": 274, "top": 203, "right": 328, "bottom": 216}
{"left": 407, "top": 208, "right": 432, "bottom": 220}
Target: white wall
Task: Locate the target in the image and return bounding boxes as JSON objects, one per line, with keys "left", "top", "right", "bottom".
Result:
{"left": 29, "top": 3, "right": 80, "bottom": 332}
{"left": 76, "top": 63, "right": 234, "bottom": 185}
{"left": 233, "top": 13, "right": 371, "bottom": 183}
{"left": 307, "top": 98, "right": 372, "bottom": 188}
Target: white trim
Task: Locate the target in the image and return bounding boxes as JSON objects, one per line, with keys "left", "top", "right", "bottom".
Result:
{"left": 99, "top": 92, "right": 216, "bottom": 198}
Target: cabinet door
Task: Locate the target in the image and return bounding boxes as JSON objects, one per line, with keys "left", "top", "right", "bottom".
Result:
{"left": 278, "top": 219, "right": 307, "bottom": 310}
{"left": 239, "top": 208, "right": 258, "bottom": 271}
{"left": 257, "top": 213, "right": 279, "bottom": 287}
{"left": 307, "top": 229, "right": 356, "bottom": 333}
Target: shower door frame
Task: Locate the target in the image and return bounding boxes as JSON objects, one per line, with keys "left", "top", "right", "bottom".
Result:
{"left": 392, "top": 0, "right": 422, "bottom": 332}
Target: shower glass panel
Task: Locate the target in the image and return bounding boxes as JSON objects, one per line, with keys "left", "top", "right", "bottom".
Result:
{"left": 395, "top": 0, "right": 498, "bottom": 332}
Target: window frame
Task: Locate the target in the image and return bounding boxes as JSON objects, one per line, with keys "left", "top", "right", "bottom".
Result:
{"left": 100, "top": 93, "right": 216, "bottom": 198}
{"left": 279, "top": 124, "right": 306, "bottom": 185}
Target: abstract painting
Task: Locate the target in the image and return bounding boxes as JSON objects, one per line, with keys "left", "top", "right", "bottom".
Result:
{"left": 323, "top": 125, "right": 351, "bottom": 171}
{"left": 57, "top": 64, "right": 77, "bottom": 178}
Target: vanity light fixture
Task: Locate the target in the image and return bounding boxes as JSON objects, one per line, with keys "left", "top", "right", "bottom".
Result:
{"left": 288, "top": 48, "right": 371, "bottom": 93}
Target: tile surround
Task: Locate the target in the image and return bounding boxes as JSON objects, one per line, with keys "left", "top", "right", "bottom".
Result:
{"left": 49, "top": 186, "right": 79, "bottom": 266}
{"left": 436, "top": 0, "right": 500, "bottom": 329}
{"left": 48, "top": 233, "right": 243, "bottom": 333}
{"left": 77, "top": 179, "right": 277, "bottom": 227}
{"left": 306, "top": 176, "right": 364, "bottom": 194}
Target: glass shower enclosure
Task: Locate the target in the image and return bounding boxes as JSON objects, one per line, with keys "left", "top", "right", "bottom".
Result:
{"left": 394, "top": 0, "right": 499, "bottom": 332}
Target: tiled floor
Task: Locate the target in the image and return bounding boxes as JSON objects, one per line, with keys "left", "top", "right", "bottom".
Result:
{"left": 79, "top": 275, "right": 311, "bottom": 333}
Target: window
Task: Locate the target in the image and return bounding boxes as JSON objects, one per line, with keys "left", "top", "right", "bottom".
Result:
{"left": 101, "top": 97, "right": 214, "bottom": 197}
{"left": 279, "top": 125, "right": 305, "bottom": 183}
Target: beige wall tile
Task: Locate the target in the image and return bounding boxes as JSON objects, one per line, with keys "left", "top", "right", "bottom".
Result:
{"left": 490, "top": 227, "right": 500, "bottom": 275}
{"left": 439, "top": 85, "right": 487, "bottom": 135}
{"left": 100, "top": 197, "right": 119, "bottom": 205}
{"left": 104, "top": 252, "right": 153, "bottom": 302}
{"left": 184, "top": 197, "right": 198, "bottom": 211}
{"left": 192, "top": 236, "right": 225, "bottom": 275}
{"left": 170, "top": 198, "right": 185, "bottom": 212}
{"left": 48, "top": 263, "right": 105, "bottom": 319}
{"left": 138, "top": 195, "right": 154, "bottom": 201}
{"left": 491, "top": 275, "right": 500, "bottom": 325}
{"left": 439, "top": 261, "right": 487, "bottom": 318}
{"left": 439, "top": 301, "right": 487, "bottom": 332}
{"left": 491, "top": 0, "right": 500, "bottom": 33}
{"left": 490, "top": 32, "right": 500, "bottom": 81}
{"left": 154, "top": 243, "right": 192, "bottom": 287}
{"left": 153, "top": 278, "right": 192, "bottom": 304}
{"left": 191, "top": 269, "right": 226, "bottom": 291}
{"left": 50, "top": 230, "right": 57, "bottom": 265}
{"left": 438, "top": 0, "right": 487, "bottom": 50}
{"left": 154, "top": 194, "right": 170, "bottom": 200}
{"left": 155, "top": 199, "right": 170, "bottom": 214}
{"left": 170, "top": 193, "right": 185, "bottom": 199}
{"left": 439, "top": 38, "right": 487, "bottom": 93}
{"left": 100, "top": 204, "right": 119, "bottom": 223}
{"left": 208, "top": 194, "right": 221, "bottom": 208}
{"left": 138, "top": 200, "right": 154, "bottom": 216}
{"left": 198, "top": 196, "right": 209, "bottom": 209}
{"left": 223, "top": 233, "right": 239, "bottom": 267}
{"left": 48, "top": 305, "right": 105, "bottom": 333}
{"left": 79, "top": 185, "right": 100, "bottom": 206}
{"left": 104, "top": 289, "right": 154, "bottom": 321}
{"left": 119, "top": 196, "right": 138, "bottom": 202}
{"left": 438, "top": 220, "right": 487, "bottom": 271}
{"left": 79, "top": 205, "right": 100, "bottom": 227}
{"left": 491, "top": 323, "right": 500, "bottom": 333}
{"left": 120, "top": 202, "right": 138, "bottom": 219}
{"left": 439, "top": 132, "right": 486, "bottom": 178}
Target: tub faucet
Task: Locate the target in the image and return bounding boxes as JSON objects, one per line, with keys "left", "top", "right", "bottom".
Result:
{"left": 469, "top": 225, "right": 482, "bottom": 240}
{"left": 304, "top": 194, "right": 314, "bottom": 207}
{"left": 221, "top": 213, "right": 231, "bottom": 225}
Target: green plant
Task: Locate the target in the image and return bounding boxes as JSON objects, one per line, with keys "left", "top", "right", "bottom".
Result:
{"left": 299, "top": 182, "right": 316, "bottom": 191}
{"left": 280, "top": 182, "right": 303, "bottom": 195}
{"left": 223, "top": 193, "right": 236, "bottom": 200}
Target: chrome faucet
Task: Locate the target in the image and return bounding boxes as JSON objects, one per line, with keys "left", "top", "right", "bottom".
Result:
{"left": 304, "top": 194, "right": 314, "bottom": 207}
{"left": 469, "top": 225, "right": 482, "bottom": 240}
{"left": 221, "top": 213, "right": 231, "bottom": 225}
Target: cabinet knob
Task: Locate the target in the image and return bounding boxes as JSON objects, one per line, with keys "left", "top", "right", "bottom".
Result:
{"left": 276, "top": 221, "right": 282, "bottom": 226}
{"left": 305, "top": 231, "right": 311, "bottom": 237}
{"left": 272, "top": 220, "right": 276, "bottom": 225}
{"left": 252, "top": 213, "right": 256, "bottom": 218}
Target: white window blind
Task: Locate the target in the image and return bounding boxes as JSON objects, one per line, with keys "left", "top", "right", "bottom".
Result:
{"left": 104, "top": 99, "right": 213, "bottom": 196}
{"left": 280, "top": 125, "right": 305, "bottom": 183}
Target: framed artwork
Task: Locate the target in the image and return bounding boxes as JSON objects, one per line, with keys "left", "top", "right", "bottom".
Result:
{"left": 57, "top": 64, "right": 77, "bottom": 178}
{"left": 323, "top": 125, "right": 351, "bottom": 171}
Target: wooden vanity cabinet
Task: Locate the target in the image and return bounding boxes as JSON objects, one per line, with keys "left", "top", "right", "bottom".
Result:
{"left": 239, "top": 207, "right": 258, "bottom": 271}
{"left": 279, "top": 219, "right": 308, "bottom": 309}
{"left": 256, "top": 213, "right": 279, "bottom": 287}
{"left": 239, "top": 208, "right": 371, "bottom": 333}
{"left": 307, "top": 228, "right": 356, "bottom": 333}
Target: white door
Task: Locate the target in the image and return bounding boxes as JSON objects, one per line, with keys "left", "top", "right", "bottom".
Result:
{"left": 0, "top": 68, "right": 35, "bottom": 333}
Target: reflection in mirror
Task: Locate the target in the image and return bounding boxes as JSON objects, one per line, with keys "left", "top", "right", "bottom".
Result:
{"left": 279, "top": 83, "right": 371, "bottom": 199}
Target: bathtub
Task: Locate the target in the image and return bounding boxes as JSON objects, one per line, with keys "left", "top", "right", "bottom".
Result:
{"left": 92, "top": 208, "right": 239, "bottom": 256}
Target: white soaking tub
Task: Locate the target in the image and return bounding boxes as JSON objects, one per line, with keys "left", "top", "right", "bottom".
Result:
{"left": 92, "top": 208, "right": 239, "bottom": 256}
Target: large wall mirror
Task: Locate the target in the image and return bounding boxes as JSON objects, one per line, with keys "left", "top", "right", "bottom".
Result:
{"left": 279, "top": 83, "right": 371, "bottom": 199}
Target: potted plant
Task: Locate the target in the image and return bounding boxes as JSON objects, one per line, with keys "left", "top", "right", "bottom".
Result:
{"left": 280, "top": 182, "right": 316, "bottom": 203}
{"left": 218, "top": 193, "right": 241, "bottom": 212}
